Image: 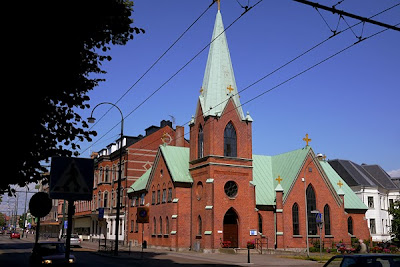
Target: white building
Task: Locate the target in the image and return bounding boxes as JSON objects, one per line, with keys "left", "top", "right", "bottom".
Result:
{"left": 329, "top": 160, "right": 400, "bottom": 242}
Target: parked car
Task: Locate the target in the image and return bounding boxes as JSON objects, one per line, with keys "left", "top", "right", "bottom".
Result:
{"left": 324, "top": 254, "right": 400, "bottom": 267}
{"left": 10, "top": 232, "right": 21, "bottom": 239}
{"left": 60, "top": 234, "right": 81, "bottom": 247}
{"left": 29, "top": 241, "right": 76, "bottom": 266}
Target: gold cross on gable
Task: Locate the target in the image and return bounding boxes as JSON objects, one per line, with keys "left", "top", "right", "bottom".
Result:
{"left": 303, "top": 133, "right": 311, "bottom": 146}
{"left": 227, "top": 85, "right": 234, "bottom": 93}
{"left": 276, "top": 175, "right": 283, "bottom": 184}
{"left": 322, "top": 154, "right": 327, "bottom": 161}
{"left": 337, "top": 180, "right": 344, "bottom": 188}
{"left": 200, "top": 87, "right": 203, "bottom": 94}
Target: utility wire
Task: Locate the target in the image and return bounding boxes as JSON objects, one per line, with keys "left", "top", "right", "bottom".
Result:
{"left": 72, "top": 1, "right": 215, "bottom": 151}
{"left": 80, "top": 0, "right": 264, "bottom": 155}
{"left": 99, "top": 21, "right": 398, "bottom": 173}
{"left": 83, "top": 4, "right": 399, "bottom": 162}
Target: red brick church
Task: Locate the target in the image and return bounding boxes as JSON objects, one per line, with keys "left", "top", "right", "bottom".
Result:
{"left": 127, "top": 6, "right": 370, "bottom": 252}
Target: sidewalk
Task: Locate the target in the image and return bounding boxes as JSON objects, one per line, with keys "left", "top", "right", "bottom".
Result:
{"left": 79, "top": 241, "right": 324, "bottom": 266}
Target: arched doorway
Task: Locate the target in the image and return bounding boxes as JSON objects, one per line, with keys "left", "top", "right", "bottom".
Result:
{"left": 223, "top": 208, "right": 239, "bottom": 248}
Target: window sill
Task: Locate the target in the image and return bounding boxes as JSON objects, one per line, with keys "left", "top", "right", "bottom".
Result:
{"left": 325, "top": 235, "right": 334, "bottom": 238}
{"left": 195, "top": 235, "right": 202, "bottom": 239}
{"left": 163, "top": 234, "right": 169, "bottom": 238}
{"left": 292, "top": 235, "right": 303, "bottom": 238}
{"left": 157, "top": 234, "right": 163, "bottom": 238}
{"left": 308, "top": 235, "right": 320, "bottom": 238}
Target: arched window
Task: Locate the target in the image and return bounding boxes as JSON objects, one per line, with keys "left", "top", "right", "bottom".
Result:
{"left": 306, "top": 184, "right": 317, "bottom": 235}
{"left": 105, "top": 167, "right": 109, "bottom": 183}
{"left": 224, "top": 122, "right": 237, "bottom": 157}
{"left": 104, "top": 191, "right": 108, "bottom": 208}
{"left": 153, "top": 217, "right": 157, "bottom": 235}
{"left": 159, "top": 216, "right": 163, "bottom": 235}
{"left": 198, "top": 125, "right": 204, "bottom": 158}
{"left": 98, "top": 191, "right": 102, "bottom": 208}
{"left": 98, "top": 168, "right": 104, "bottom": 184}
{"left": 324, "top": 204, "right": 331, "bottom": 235}
{"left": 348, "top": 217, "right": 353, "bottom": 235}
{"left": 111, "top": 189, "right": 115, "bottom": 207}
{"left": 292, "top": 203, "right": 300, "bottom": 235}
{"left": 166, "top": 216, "right": 169, "bottom": 235}
{"left": 258, "top": 213, "right": 263, "bottom": 234}
{"left": 197, "top": 215, "right": 202, "bottom": 236}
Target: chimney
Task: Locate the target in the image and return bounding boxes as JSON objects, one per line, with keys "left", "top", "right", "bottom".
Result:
{"left": 175, "top": 126, "right": 185, "bottom": 147}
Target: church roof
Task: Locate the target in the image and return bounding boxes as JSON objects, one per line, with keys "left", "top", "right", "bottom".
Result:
{"left": 199, "top": 10, "right": 245, "bottom": 120}
{"left": 253, "top": 147, "right": 367, "bottom": 210}
{"left": 129, "top": 146, "right": 367, "bottom": 210}
{"left": 159, "top": 145, "right": 192, "bottom": 183}
{"left": 128, "top": 146, "right": 192, "bottom": 195}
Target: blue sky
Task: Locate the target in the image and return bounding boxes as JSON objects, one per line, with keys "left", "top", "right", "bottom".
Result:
{"left": 81, "top": 0, "right": 399, "bottom": 174}
{"left": 3, "top": 0, "right": 400, "bottom": 216}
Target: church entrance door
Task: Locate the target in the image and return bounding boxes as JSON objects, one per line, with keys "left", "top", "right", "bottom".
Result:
{"left": 223, "top": 208, "right": 239, "bottom": 248}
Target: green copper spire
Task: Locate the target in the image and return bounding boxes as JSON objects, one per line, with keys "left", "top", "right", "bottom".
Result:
{"left": 199, "top": 10, "right": 245, "bottom": 120}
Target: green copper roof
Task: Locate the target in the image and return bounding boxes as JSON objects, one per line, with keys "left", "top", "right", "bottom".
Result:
{"left": 128, "top": 167, "right": 151, "bottom": 193}
{"left": 253, "top": 147, "right": 310, "bottom": 206}
{"left": 199, "top": 10, "right": 244, "bottom": 120}
{"left": 129, "top": 146, "right": 192, "bottom": 194}
{"left": 253, "top": 147, "right": 367, "bottom": 210}
{"left": 129, "top": 145, "right": 366, "bottom": 211}
{"left": 160, "top": 145, "right": 192, "bottom": 183}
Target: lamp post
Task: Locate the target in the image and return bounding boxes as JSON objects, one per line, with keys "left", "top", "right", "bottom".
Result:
{"left": 88, "top": 102, "right": 124, "bottom": 256}
{"left": 302, "top": 153, "right": 323, "bottom": 258}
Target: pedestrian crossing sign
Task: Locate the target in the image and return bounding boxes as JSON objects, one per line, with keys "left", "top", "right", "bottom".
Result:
{"left": 50, "top": 157, "right": 94, "bottom": 200}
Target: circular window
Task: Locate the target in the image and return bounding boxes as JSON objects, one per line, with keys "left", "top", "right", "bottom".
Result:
{"left": 224, "top": 181, "right": 238, "bottom": 198}
{"left": 196, "top": 182, "right": 203, "bottom": 200}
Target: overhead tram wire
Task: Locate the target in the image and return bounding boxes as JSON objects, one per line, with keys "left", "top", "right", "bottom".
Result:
{"left": 99, "top": 21, "right": 399, "bottom": 170}
{"left": 70, "top": 1, "right": 215, "bottom": 153}
{"left": 79, "top": 0, "right": 264, "bottom": 155}
{"left": 87, "top": 1, "right": 216, "bottom": 130}
{"left": 77, "top": 1, "right": 216, "bottom": 153}
{"left": 84, "top": 5, "right": 399, "bottom": 162}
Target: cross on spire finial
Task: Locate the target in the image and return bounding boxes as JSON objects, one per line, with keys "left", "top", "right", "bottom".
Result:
{"left": 337, "top": 180, "right": 344, "bottom": 188}
{"left": 303, "top": 133, "right": 311, "bottom": 146}
{"left": 227, "top": 85, "right": 234, "bottom": 94}
{"left": 217, "top": 0, "right": 221, "bottom": 10}
{"left": 276, "top": 175, "right": 283, "bottom": 184}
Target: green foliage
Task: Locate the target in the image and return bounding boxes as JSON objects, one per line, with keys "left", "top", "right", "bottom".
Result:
{"left": 0, "top": 213, "right": 5, "bottom": 227}
{"left": 5, "top": 0, "right": 144, "bottom": 195}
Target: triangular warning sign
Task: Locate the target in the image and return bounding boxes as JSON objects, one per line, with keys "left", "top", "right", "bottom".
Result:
{"left": 52, "top": 160, "right": 90, "bottom": 194}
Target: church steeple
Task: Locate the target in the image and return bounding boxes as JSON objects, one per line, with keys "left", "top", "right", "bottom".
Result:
{"left": 199, "top": 9, "right": 245, "bottom": 120}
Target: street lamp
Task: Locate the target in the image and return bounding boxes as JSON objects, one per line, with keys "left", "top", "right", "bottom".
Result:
{"left": 302, "top": 153, "right": 323, "bottom": 258}
{"left": 88, "top": 102, "right": 124, "bottom": 256}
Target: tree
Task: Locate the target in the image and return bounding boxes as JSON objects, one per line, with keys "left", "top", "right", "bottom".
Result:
{"left": 389, "top": 199, "right": 400, "bottom": 243}
{"left": 0, "top": 213, "right": 5, "bottom": 227}
{"left": 4, "top": 1, "right": 144, "bottom": 195}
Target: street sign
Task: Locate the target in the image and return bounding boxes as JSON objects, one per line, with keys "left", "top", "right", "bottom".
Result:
{"left": 316, "top": 213, "right": 323, "bottom": 224}
{"left": 137, "top": 207, "right": 149, "bottom": 223}
{"left": 50, "top": 157, "right": 94, "bottom": 200}
{"left": 98, "top": 208, "right": 104, "bottom": 221}
{"left": 29, "top": 192, "right": 52, "bottom": 218}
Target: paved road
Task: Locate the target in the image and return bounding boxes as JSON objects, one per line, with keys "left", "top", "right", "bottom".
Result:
{"left": 0, "top": 235, "right": 323, "bottom": 266}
